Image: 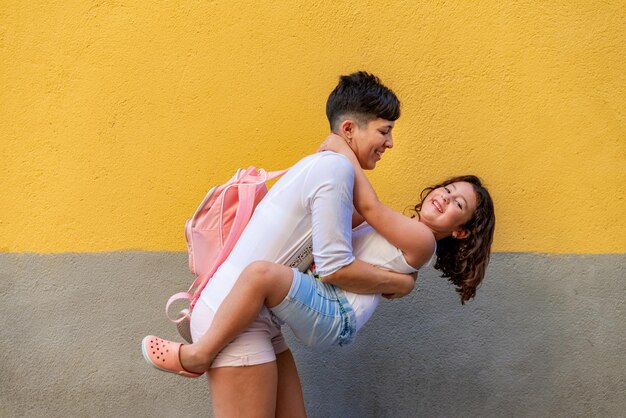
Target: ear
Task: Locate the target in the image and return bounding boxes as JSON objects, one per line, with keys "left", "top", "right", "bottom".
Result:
{"left": 452, "top": 228, "right": 470, "bottom": 240}
{"left": 338, "top": 119, "right": 356, "bottom": 143}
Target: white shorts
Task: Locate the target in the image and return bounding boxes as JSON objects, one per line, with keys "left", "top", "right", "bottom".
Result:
{"left": 190, "top": 297, "right": 289, "bottom": 368}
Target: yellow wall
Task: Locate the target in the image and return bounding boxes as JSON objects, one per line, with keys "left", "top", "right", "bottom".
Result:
{"left": 1, "top": 1, "right": 625, "bottom": 253}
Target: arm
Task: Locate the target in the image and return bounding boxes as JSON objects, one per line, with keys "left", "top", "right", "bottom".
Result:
{"left": 304, "top": 153, "right": 415, "bottom": 296}
{"left": 352, "top": 207, "right": 366, "bottom": 228}
{"left": 319, "top": 135, "right": 435, "bottom": 269}
{"left": 320, "top": 259, "right": 415, "bottom": 297}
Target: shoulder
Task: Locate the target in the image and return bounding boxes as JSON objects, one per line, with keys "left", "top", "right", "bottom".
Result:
{"left": 404, "top": 221, "right": 437, "bottom": 269}
{"left": 302, "top": 152, "right": 354, "bottom": 182}
{"left": 312, "top": 151, "right": 352, "bottom": 169}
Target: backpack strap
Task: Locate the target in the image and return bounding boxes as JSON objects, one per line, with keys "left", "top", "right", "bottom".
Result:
{"left": 264, "top": 169, "right": 288, "bottom": 181}
{"left": 165, "top": 291, "right": 194, "bottom": 323}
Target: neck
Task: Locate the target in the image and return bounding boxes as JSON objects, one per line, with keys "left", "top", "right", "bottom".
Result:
{"left": 432, "top": 231, "right": 450, "bottom": 241}
{"left": 416, "top": 213, "right": 450, "bottom": 242}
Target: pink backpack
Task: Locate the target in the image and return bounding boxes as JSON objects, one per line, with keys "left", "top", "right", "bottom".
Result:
{"left": 167, "top": 166, "right": 287, "bottom": 342}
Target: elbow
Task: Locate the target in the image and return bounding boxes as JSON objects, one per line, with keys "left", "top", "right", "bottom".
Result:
{"left": 317, "top": 259, "right": 355, "bottom": 285}
{"left": 318, "top": 263, "right": 351, "bottom": 286}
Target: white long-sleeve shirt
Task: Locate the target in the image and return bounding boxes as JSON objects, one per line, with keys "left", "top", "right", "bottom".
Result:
{"left": 199, "top": 152, "right": 356, "bottom": 310}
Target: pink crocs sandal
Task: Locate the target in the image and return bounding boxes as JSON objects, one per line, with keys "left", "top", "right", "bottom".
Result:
{"left": 141, "top": 335, "right": 203, "bottom": 378}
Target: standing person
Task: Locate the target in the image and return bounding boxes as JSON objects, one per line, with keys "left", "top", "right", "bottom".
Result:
{"left": 151, "top": 72, "right": 409, "bottom": 418}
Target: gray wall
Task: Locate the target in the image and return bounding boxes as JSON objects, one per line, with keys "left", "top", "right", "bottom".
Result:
{"left": 1, "top": 252, "right": 624, "bottom": 417}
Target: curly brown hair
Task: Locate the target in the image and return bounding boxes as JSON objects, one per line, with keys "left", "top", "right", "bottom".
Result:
{"left": 411, "top": 175, "right": 495, "bottom": 304}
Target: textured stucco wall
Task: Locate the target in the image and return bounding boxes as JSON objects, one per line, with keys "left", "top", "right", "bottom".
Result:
{"left": 1, "top": 1, "right": 625, "bottom": 253}
{"left": 1, "top": 253, "right": 624, "bottom": 417}
{"left": 1, "top": 1, "right": 625, "bottom": 417}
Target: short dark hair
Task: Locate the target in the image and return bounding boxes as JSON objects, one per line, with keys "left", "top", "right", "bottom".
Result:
{"left": 326, "top": 71, "right": 401, "bottom": 132}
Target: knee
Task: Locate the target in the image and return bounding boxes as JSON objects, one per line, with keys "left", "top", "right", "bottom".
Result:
{"left": 242, "top": 260, "right": 276, "bottom": 285}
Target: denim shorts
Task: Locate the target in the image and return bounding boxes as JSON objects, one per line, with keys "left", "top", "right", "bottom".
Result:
{"left": 270, "top": 268, "right": 356, "bottom": 348}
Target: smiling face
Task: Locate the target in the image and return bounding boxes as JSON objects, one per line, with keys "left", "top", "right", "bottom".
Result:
{"left": 348, "top": 118, "right": 394, "bottom": 170}
{"left": 419, "top": 181, "right": 478, "bottom": 240}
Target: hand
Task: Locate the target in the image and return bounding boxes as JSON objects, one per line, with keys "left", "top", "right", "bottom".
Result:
{"left": 317, "top": 133, "right": 354, "bottom": 158}
{"left": 382, "top": 284, "right": 412, "bottom": 299}
{"left": 382, "top": 272, "right": 417, "bottom": 299}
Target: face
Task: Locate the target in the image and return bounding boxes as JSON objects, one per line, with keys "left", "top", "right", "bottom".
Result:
{"left": 349, "top": 118, "right": 394, "bottom": 170}
{"left": 419, "top": 181, "right": 478, "bottom": 240}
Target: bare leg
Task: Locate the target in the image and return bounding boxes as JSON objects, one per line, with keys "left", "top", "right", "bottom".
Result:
{"left": 180, "top": 261, "right": 294, "bottom": 373}
{"left": 209, "top": 362, "right": 278, "bottom": 418}
{"left": 275, "top": 349, "right": 306, "bottom": 418}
